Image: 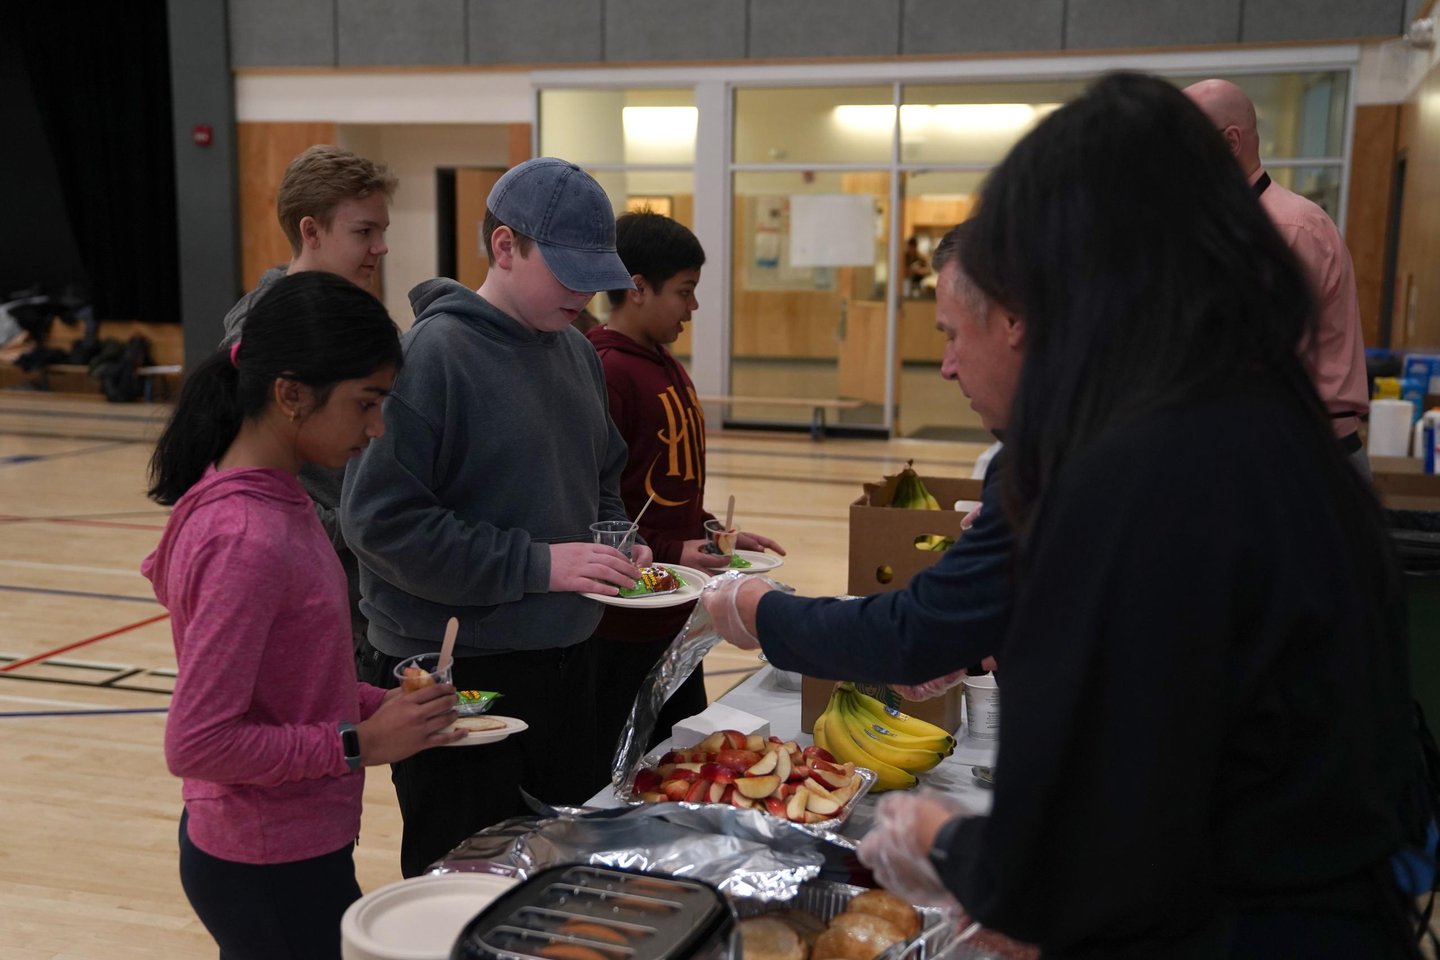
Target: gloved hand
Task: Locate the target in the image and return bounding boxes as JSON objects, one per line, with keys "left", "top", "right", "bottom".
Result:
{"left": 699, "top": 572, "right": 773, "bottom": 650}
{"left": 892, "top": 669, "right": 967, "bottom": 702}
{"left": 857, "top": 788, "right": 975, "bottom": 914}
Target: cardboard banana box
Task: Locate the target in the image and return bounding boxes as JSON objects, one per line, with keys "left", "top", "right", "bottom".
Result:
{"left": 847, "top": 473, "right": 983, "bottom": 596}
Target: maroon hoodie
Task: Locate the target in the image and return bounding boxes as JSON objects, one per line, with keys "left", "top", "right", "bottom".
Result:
{"left": 586, "top": 325, "right": 713, "bottom": 642}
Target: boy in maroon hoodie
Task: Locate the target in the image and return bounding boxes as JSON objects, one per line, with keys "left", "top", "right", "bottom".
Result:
{"left": 586, "top": 211, "right": 785, "bottom": 754}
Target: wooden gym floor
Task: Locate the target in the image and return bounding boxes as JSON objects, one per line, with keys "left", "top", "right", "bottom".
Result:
{"left": 0, "top": 391, "right": 986, "bottom": 960}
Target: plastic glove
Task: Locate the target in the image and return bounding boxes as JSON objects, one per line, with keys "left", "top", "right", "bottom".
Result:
{"left": 699, "top": 572, "right": 773, "bottom": 650}
{"left": 892, "top": 669, "right": 967, "bottom": 702}
{"left": 857, "top": 788, "right": 975, "bottom": 914}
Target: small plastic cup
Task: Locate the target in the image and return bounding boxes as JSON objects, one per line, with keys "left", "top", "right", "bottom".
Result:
{"left": 704, "top": 518, "right": 739, "bottom": 556}
{"left": 962, "top": 674, "right": 1000, "bottom": 741}
{"left": 393, "top": 652, "right": 453, "bottom": 693}
{"left": 591, "top": 520, "right": 637, "bottom": 560}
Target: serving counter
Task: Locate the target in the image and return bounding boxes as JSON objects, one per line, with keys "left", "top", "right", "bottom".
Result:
{"left": 586, "top": 666, "right": 999, "bottom": 838}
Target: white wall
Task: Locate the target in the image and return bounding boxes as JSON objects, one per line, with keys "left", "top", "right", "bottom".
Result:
{"left": 339, "top": 124, "right": 512, "bottom": 326}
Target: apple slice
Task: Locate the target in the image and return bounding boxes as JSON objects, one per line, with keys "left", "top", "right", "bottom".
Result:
{"left": 744, "top": 734, "right": 765, "bottom": 752}
{"left": 802, "top": 777, "right": 834, "bottom": 799}
{"left": 698, "top": 731, "right": 728, "bottom": 754}
{"left": 812, "top": 766, "right": 852, "bottom": 791}
{"left": 633, "top": 768, "right": 663, "bottom": 794}
{"left": 658, "top": 751, "right": 686, "bottom": 765}
{"left": 709, "top": 781, "right": 729, "bottom": 804}
{"left": 674, "top": 762, "right": 705, "bottom": 774}
{"left": 810, "top": 758, "right": 846, "bottom": 775}
{"left": 774, "top": 749, "right": 792, "bottom": 783}
{"left": 731, "top": 791, "right": 756, "bottom": 810}
{"left": 721, "top": 729, "right": 749, "bottom": 749}
{"left": 716, "top": 748, "right": 763, "bottom": 773}
{"left": 639, "top": 791, "right": 668, "bottom": 803}
{"left": 665, "top": 768, "right": 699, "bottom": 783}
{"left": 786, "top": 787, "right": 810, "bottom": 822}
{"left": 829, "top": 780, "right": 858, "bottom": 805}
{"left": 788, "top": 764, "right": 812, "bottom": 784}
{"left": 805, "top": 791, "right": 842, "bottom": 816}
{"left": 699, "top": 762, "right": 737, "bottom": 784}
{"left": 660, "top": 779, "right": 693, "bottom": 802}
{"left": 745, "top": 750, "right": 779, "bottom": 776}
{"left": 764, "top": 796, "right": 788, "bottom": 817}
{"left": 803, "top": 811, "right": 830, "bottom": 824}
{"left": 735, "top": 774, "right": 782, "bottom": 799}
{"left": 685, "top": 779, "right": 714, "bottom": 803}
{"left": 803, "top": 744, "right": 837, "bottom": 764}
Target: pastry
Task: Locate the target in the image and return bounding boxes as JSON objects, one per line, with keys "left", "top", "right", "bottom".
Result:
{"left": 844, "top": 889, "right": 922, "bottom": 939}
{"left": 738, "top": 917, "right": 807, "bottom": 960}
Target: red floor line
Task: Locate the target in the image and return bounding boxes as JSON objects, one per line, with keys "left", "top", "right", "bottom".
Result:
{"left": 1, "top": 613, "right": 172, "bottom": 672}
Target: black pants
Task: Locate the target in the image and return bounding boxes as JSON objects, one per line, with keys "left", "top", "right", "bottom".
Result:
{"left": 178, "top": 808, "right": 360, "bottom": 960}
{"left": 357, "top": 640, "right": 606, "bottom": 878}
{"left": 592, "top": 635, "right": 708, "bottom": 757}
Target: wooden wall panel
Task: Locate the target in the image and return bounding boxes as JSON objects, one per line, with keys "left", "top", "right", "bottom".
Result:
{"left": 455, "top": 168, "right": 507, "bottom": 291}
{"left": 1393, "top": 61, "right": 1440, "bottom": 350}
{"left": 1345, "top": 104, "right": 1399, "bottom": 348}
{"left": 236, "top": 122, "right": 336, "bottom": 291}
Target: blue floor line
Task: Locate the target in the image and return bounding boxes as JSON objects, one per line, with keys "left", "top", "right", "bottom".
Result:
{"left": 0, "top": 583, "right": 159, "bottom": 604}
{"left": 0, "top": 440, "right": 133, "bottom": 467}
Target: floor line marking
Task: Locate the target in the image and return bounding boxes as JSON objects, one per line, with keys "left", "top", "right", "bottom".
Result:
{"left": 0, "top": 613, "right": 171, "bottom": 672}
{"left": 0, "top": 707, "right": 169, "bottom": 718}
{"left": 0, "top": 515, "right": 167, "bottom": 531}
{"left": 0, "top": 583, "right": 160, "bottom": 604}
{"left": 0, "top": 440, "right": 131, "bottom": 467}
{"left": 0, "top": 558, "right": 147, "bottom": 579}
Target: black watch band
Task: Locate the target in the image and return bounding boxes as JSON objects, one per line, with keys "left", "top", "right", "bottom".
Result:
{"left": 338, "top": 721, "right": 362, "bottom": 771}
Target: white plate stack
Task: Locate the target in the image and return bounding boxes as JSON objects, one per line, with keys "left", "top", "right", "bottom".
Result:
{"left": 342, "top": 873, "right": 518, "bottom": 960}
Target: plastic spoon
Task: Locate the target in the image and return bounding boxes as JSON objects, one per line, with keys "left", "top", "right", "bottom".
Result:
{"left": 620, "top": 492, "right": 656, "bottom": 557}
{"left": 438, "top": 616, "right": 458, "bottom": 676}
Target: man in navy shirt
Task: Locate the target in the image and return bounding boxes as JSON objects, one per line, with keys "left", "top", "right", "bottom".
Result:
{"left": 701, "top": 220, "right": 1023, "bottom": 688}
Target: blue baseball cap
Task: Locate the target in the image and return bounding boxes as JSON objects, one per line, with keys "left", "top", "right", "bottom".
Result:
{"left": 486, "top": 158, "right": 636, "bottom": 293}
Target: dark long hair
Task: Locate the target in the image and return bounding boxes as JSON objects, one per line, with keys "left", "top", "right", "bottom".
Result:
{"left": 960, "top": 72, "right": 1321, "bottom": 533}
{"left": 147, "top": 272, "right": 402, "bottom": 505}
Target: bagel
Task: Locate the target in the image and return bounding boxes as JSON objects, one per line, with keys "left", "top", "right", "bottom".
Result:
{"left": 738, "top": 917, "right": 807, "bottom": 960}
{"left": 843, "top": 890, "right": 922, "bottom": 939}
{"left": 826, "top": 911, "right": 906, "bottom": 941}
{"left": 810, "top": 923, "right": 904, "bottom": 960}
{"left": 771, "top": 908, "right": 828, "bottom": 946}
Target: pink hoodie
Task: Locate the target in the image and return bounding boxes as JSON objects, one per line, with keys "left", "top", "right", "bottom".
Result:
{"left": 143, "top": 466, "right": 387, "bottom": 865}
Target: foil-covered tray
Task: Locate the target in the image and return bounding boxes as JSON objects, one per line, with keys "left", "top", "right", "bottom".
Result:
{"left": 731, "top": 879, "right": 958, "bottom": 960}
{"left": 614, "top": 744, "right": 878, "bottom": 834}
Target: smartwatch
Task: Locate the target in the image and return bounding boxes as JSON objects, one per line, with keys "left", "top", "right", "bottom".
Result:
{"left": 338, "top": 721, "right": 362, "bottom": 771}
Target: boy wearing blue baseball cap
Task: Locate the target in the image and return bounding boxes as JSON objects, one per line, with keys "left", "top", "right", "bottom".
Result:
{"left": 340, "top": 158, "right": 652, "bottom": 877}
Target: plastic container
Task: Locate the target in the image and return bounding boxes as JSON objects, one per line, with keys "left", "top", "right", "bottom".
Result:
{"left": 450, "top": 865, "right": 734, "bottom": 960}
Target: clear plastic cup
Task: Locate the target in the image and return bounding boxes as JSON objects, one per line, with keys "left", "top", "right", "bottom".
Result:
{"left": 393, "top": 652, "right": 453, "bottom": 693}
{"left": 590, "top": 520, "right": 637, "bottom": 560}
{"left": 704, "top": 518, "right": 739, "bottom": 556}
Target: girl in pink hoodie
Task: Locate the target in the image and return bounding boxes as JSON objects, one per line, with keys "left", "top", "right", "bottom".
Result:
{"left": 143, "top": 272, "right": 462, "bottom": 960}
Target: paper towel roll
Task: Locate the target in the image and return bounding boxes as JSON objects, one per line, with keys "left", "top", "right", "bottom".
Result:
{"left": 1369, "top": 398, "right": 1415, "bottom": 457}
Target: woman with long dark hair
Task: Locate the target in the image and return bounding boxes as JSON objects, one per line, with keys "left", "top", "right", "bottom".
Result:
{"left": 143, "top": 272, "right": 462, "bottom": 960}
{"left": 859, "top": 73, "right": 1424, "bottom": 959}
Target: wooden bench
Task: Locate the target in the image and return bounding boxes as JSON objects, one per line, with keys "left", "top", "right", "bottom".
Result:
{"left": 4, "top": 320, "right": 183, "bottom": 401}
{"left": 696, "top": 394, "right": 865, "bottom": 440}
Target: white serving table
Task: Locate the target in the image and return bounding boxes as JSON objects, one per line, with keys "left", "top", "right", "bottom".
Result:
{"left": 586, "top": 666, "right": 998, "bottom": 839}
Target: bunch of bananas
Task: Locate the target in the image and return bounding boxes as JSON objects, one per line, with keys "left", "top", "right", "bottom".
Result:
{"left": 812, "top": 683, "right": 956, "bottom": 792}
{"left": 894, "top": 461, "right": 953, "bottom": 552}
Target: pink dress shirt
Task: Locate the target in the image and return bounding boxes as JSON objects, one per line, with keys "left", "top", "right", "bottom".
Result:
{"left": 1254, "top": 168, "right": 1369, "bottom": 437}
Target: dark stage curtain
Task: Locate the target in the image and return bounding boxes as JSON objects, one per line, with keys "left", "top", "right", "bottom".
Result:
{"left": 8, "top": 3, "right": 180, "bottom": 325}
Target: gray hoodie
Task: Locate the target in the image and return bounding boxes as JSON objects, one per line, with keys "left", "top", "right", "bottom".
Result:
{"left": 220, "top": 266, "right": 287, "bottom": 347}
{"left": 340, "top": 279, "right": 632, "bottom": 659}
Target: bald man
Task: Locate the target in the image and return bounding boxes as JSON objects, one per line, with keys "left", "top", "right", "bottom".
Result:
{"left": 1185, "top": 79, "right": 1370, "bottom": 476}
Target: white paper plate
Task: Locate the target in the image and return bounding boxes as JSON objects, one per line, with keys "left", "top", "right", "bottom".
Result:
{"left": 582, "top": 563, "right": 712, "bottom": 608}
{"left": 731, "top": 550, "right": 784, "bottom": 573}
{"left": 341, "top": 872, "right": 517, "bottom": 960}
{"left": 439, "top": 715, "right": 528, "bottom": 747}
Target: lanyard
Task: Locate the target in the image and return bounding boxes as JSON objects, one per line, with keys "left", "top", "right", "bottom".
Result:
{"left": 1253, "top": 171, "right": 1271, "bottom": 198}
